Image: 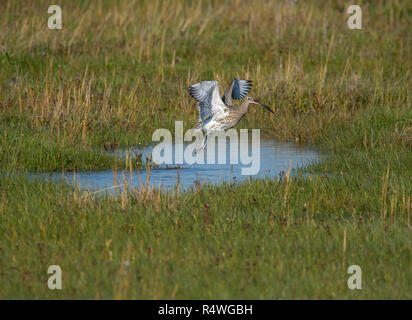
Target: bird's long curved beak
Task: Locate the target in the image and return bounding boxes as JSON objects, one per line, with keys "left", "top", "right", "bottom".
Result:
{"left": 253, "top": 100, "right": 274, "bottom": 114}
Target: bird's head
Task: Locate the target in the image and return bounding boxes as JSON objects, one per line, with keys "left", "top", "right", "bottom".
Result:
{"left": 244, "top": 96, "right": 274, "bottom": 114}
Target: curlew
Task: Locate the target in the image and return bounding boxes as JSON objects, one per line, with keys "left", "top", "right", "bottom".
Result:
{"left": 188, "top": 79, "right": 274, "bottom": 149}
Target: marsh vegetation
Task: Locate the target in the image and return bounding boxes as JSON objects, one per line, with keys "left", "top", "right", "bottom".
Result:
{"left": 0, "top": 0, "right": 411, "bottom": 298}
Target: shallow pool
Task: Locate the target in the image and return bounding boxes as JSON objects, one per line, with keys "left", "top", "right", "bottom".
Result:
{"left": 33, "top": 138, "right": 322, "bottom": 193}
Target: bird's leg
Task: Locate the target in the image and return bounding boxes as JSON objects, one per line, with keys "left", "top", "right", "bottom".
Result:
{"left": 195, "top": 133, "right": 208, "bottom": 154}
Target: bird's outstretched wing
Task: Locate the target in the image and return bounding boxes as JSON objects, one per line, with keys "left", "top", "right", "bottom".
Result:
{"left": 188, "top": 80, "right": 227, "bottom": 127}
{"left": 222, "top": 79, "right": 253, "bottom": 107}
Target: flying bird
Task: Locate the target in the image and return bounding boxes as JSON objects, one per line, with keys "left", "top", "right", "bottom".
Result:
{"left": 188, "top": 79, "right": 274, "bottom": 150}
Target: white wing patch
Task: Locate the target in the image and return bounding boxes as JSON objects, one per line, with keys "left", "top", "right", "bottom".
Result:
{"left": 188, "top": 80, "right": 228, "bottom": 127}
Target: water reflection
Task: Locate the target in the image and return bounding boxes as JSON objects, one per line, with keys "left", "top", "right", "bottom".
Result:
{"left": 33, "top": 138, "right": 322, "bottom": 193}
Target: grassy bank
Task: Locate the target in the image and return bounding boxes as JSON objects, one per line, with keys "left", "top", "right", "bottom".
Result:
{"left": 0, "top": 0, "right": 411, "bottom": 298}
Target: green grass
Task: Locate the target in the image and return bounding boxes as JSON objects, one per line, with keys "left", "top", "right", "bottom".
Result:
{"left": 0, "top": 0, "right": 411, "bottom": 299}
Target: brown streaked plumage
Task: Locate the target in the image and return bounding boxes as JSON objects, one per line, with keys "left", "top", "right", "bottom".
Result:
{"left": 188, "top": 79, "right": 274, "bottom": 150}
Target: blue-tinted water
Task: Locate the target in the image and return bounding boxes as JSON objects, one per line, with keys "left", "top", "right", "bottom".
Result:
{"left": 33, "top": 138, "right": 322, "bottom": 193}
